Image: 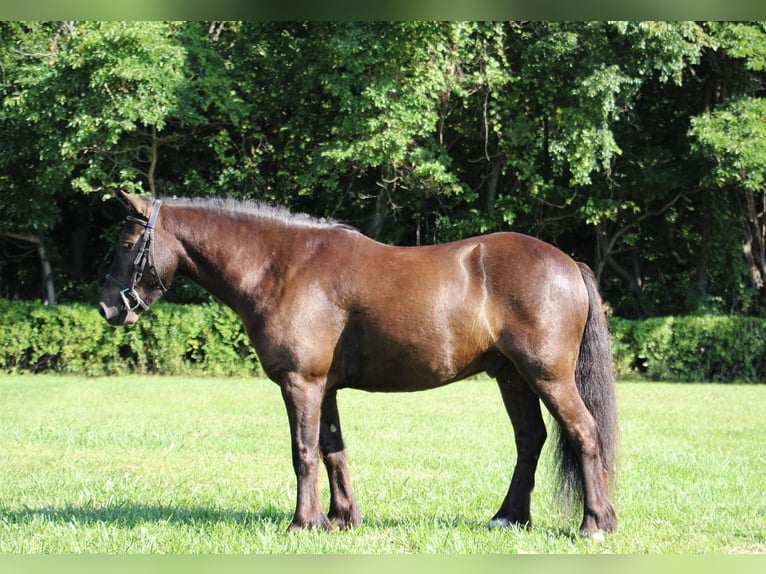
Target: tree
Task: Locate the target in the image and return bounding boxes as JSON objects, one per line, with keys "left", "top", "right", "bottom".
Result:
{"left": 0, "top": 22, "right": 250, "bottom": 302}
{"left": 2, "top": 21, "right": 766, "bottom": 317}
{"left": 690, "top": 22, "right": 766, "bottom": 310}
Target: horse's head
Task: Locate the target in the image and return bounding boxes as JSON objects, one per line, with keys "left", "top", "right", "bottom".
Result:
{"left": 99, "top": 192, "right": 172, "bottom": 326}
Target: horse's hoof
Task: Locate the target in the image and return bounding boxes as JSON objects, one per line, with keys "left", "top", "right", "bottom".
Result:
{"left": 286, "top": 513, "right": 333, "bottom": 534}
{"left": 328, "top": 502, "right": 362, "bottom": 530}
{"left": 330, "top": 513, "right": 362, "bottom": 530}
{"left": 581, "top": 529, "right": 606, "bottom": 542}
{"left": 487, "top": 517, "right": 511, "bottom": 529}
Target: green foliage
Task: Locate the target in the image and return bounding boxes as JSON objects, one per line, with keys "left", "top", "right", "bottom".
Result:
{"left": 1, "top": 22, "right": 187, "bottom": 198}
{"left": 0, "top": 300, "right": 260, "bottom": 376}
{"left": 610, "top": 315, "right": 766, "bottom": 383}
{"left": 1, "top": 21, "right": 766, "bottom": 318}
{"left": 691, "top": 97, "right": 766, "bottom": 192}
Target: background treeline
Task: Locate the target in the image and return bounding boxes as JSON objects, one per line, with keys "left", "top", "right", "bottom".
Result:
{"left": 2, "top": 300, "right": 764, "bottom": 383}
{"left": 1, "top": 21, "right": 766, "bottom": 320}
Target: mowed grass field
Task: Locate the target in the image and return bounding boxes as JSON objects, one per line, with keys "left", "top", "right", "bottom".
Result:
{"left": 0, "top": 375, "right": 763, "bottom": 554}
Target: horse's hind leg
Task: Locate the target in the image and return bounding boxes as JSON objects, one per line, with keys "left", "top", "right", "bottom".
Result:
{"left": 534, "top": 376, "right": 616, "bottom": 537}
{"left": 319, "top": 389, "right": 362, "bottom": 529}
{"left": 490, "top": 364, "right": 547, "bottom": 529}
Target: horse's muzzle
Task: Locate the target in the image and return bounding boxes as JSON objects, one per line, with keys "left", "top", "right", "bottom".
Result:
{"left": 98, "top": 300, "right": 138, "bottom": 326}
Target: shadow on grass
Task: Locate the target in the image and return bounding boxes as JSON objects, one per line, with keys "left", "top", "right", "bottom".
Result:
{"left": 2, "top": 504, "right": 581, "bottom": 541}
{"left": 3, "top": 504, "right": 482, "bottom": 530}
{"left": 1, "top": 502, "right": 293, "bottom": 529}
{"left": 345, "top": 512, "right": 581, "bottom": 541}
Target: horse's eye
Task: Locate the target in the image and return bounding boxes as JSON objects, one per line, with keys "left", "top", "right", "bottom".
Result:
{"left": 123, "top": 241, "right": 134, "bottom": 250}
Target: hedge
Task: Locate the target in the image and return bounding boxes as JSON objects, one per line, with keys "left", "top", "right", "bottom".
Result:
{"left": 1, "top": 301, "right": 764, "bottom": 382}
{"left": 0, "top": 300, "right": 260, "bottom": 377}
{"left": 609, "top": 315, "right": 766, "bottom": 383}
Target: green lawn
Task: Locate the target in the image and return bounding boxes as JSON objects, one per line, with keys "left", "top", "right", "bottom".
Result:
{"left": 0, "top": 375, "right": 763, "bottom": 553}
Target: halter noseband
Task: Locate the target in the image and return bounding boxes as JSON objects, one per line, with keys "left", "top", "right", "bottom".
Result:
{"left": 106, "top": 199, "right": 166, "bottom": 313}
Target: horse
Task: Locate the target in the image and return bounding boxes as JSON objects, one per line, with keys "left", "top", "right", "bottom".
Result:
{"left": 99, "top": 191, "right": 619, "bottom": 538}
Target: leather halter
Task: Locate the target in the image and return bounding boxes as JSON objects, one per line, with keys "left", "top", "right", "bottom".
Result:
{"left": 105, "top": 199, "right": 166, "bottom": 313}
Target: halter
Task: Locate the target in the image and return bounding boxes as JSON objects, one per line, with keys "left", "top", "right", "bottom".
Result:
{"left": 106, "top": 199, "right": 166, "bottom": 313}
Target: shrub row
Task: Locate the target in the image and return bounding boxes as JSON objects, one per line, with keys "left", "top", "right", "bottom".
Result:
{"left": 610, "top": 315, "right": 766, "bottom": 383}
{"left": 0, "top": 300, "right": 260, "bottom": 377}
{"left": 1, "top": 301, "right": 764, "bottom": 382}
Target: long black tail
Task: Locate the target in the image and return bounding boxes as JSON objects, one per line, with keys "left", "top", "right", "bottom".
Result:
{"left": 556, "top": 263, "right": 619, "bottom": 505}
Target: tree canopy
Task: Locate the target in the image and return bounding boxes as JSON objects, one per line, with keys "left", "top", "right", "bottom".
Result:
{"left": 1, "top": 21, "right": 765, "bottom": 318}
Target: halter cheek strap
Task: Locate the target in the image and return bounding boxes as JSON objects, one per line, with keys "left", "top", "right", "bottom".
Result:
{"left": 106, "top": 199, "right": 165, "bottom": 312}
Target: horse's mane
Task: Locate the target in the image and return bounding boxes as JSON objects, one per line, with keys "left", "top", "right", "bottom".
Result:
{"left": 162, "top": 196, "right": 355, "bottom": 231}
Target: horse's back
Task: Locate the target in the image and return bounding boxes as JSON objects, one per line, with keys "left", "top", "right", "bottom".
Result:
{"left": 326, "top": 231, "right": 589, "bottom": 391}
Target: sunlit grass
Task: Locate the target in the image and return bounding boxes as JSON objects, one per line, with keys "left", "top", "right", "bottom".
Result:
{"left": 0, "top": 375, "right": 763, "bottom": 553}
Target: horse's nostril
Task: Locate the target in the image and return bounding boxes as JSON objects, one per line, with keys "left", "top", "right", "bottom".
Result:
{"left": 98, "top": 301, "right": 111, "bottom": 320}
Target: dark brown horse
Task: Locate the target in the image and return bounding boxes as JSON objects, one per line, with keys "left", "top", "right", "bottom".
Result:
{"left": 99, "top": 192, "right": 618, "bottom": 538}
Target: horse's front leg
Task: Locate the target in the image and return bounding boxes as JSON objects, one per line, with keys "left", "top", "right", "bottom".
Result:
{"left": 280, "top": 374, "right": 332, "bottom": 532}
{"left": 320, "top": 389, "right": 362, "bottom": 529}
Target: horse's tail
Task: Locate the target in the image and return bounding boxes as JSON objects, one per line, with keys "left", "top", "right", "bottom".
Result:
{"left": 555, "top": 263, "right": 619, "bottom": 506}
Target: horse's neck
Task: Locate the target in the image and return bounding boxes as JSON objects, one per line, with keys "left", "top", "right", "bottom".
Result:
{"left": 170, "top": 209, "right": 285, "bottom": 313}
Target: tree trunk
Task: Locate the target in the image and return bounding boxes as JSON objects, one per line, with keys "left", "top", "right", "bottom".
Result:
{"left": 367, "top": 164, "right": 396, "bottom": 239}
{"left": 696, "top": 190, "right": 711, "bottom": 300}
{"left": 0, "top": 232, "right": 56, "bottom": 305}
{"left": 740, "top": 187, "right": 766, "bottom": 291}
{"left": 483, "top": 158, "right": 501, "bottom": 214}
{"left": 366, "top": 188, "right": 388, "bottom": 240}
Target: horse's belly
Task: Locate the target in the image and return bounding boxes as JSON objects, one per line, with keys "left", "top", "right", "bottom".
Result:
{"left": 331, "top": 337, "right": 505, "bottom": 392}
{"left": 328, "top": 258, "right": 503, "bottom": 391}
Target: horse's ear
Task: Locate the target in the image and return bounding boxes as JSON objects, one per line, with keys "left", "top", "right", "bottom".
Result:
{"left": 120, "top": 191, "right": 151, "bottom": 218}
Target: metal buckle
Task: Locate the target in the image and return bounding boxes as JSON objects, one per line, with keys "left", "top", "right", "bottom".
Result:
{"left": 119, "top": 287, "right": 149, "bottom": 312}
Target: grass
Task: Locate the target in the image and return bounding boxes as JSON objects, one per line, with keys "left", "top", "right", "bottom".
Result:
{"left": 0, "top": 375, "right": 764, "bottom": 553}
